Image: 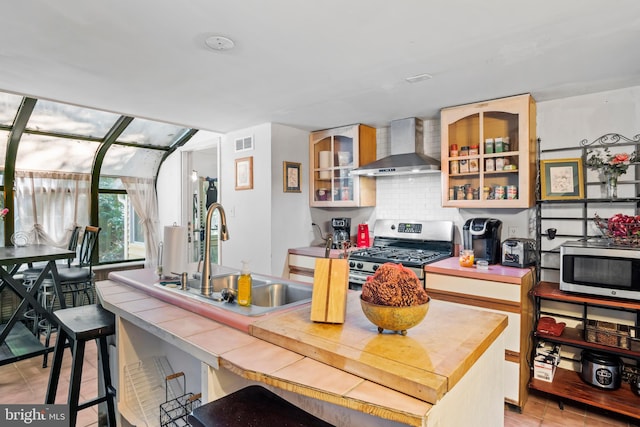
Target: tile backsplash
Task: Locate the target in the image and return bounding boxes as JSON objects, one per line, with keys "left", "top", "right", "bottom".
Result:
{"left": 375, "top": 174, "right": 461, "bottom": 222}
{"left": 375, "top": 118, "right": 461, "bottom": 222}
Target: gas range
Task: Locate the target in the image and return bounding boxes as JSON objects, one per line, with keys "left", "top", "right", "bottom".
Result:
{"left": 348, "top": 219, "right": 454, "bottom": 289}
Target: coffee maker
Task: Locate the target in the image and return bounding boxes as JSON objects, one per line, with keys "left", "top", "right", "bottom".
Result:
{"left": 331, "top": 218, "right": 351, "bottom": 249}
{"left": 462, "top": 218, "right": 502, "bottom": 264}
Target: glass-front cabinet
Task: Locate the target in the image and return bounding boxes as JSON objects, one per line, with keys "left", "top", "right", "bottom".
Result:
{"left": 441, "top": 94, "right": 536, "bottom": 208}
{"left": 309, "top": 124, "right": 376, "bottom": 207}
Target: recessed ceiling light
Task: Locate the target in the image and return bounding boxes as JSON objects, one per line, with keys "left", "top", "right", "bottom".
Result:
{"left": 205, "top": 36, "right": 235, "bottom": 51}
{"left": 405, "top": 73, "right": 433, "bottom": 83}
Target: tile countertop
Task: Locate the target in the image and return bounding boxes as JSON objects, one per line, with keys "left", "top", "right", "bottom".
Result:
{"left": 96, "top": 277, "right": 435, "bottom": 426}
{"left": 424, "top": 257, "right": 534, "bottom": 284}
{"left": 288, "top": 245, "right": 360, "bottom": 258}
{"left": 100, "top": 268, "right": 508, "bottom": 427}
{"left": 106, "top": 267, "right": 262, "bottom": 332}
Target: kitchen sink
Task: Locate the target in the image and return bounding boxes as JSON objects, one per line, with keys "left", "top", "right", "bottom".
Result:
{"left": 153, "top": 273, "right": 313, "bottom": 316}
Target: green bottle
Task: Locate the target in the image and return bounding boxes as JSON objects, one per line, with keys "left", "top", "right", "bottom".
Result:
{"left": 237, "top": 260, "right": 252, "bottom": 306}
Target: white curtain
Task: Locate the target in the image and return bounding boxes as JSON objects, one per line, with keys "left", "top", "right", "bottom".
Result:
{"left": 121, "top": 177, "right": 159, "bottom": 269}
{"left": 14, "top": 171, "right": 90, "bottom": 247}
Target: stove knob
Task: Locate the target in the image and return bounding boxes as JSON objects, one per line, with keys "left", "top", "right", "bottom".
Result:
{"left": 372, "top": 264, "right": 379, "bottom": 271}
{"left": 356, "top": 262, "right": 363, "bottom": 269}
{"left": 349, "top": 261, "right": 355, "bottom": 268}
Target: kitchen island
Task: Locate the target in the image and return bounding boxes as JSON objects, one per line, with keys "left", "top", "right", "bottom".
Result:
{"left": 99, "top": 268, "right": 507, "bottom": 426}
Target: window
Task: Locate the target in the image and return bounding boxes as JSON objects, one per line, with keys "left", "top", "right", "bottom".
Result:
{"left": 98, "top": 177, "right": 145, "bottom": 263}
{"left": 97, "top": 192, "right": 126, "bottom": 263}
{"left": 0, "top": 90, "right": 198, "bottom": 262}
{"left": 131, "top": 206, "right": 145, "bottom": 243}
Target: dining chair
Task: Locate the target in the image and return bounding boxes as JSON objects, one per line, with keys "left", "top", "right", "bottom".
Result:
{"left": 21, "top": 225, "right": 81, "bottom": 334}
{"left": 21, "top": 225, "right": 81, "bottom": 279}
{"left": 57, "top": 225, "right": 101, "bottom": 307}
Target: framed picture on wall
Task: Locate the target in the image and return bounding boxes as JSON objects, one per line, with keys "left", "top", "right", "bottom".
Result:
{"left": 283, "top": 161, "right": 301, "bottom": 193}
{"left": 235, "top": 156, "right": 253, "bottom": 190}
{"left": 540, "top": 158, "right": 584, "bottom": 200}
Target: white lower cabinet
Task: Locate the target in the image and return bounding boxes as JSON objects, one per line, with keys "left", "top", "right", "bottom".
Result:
{"left": 287, "top": 253, "right": 316, "bottom": 284}
{"left": 503, "top": 360, "right": 521, "bottom": 403}
{"left": 425, "top": 270, "right": 534, "bottom": 410}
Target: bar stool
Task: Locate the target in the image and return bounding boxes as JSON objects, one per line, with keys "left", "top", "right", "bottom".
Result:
{"left": 22, "top": 276, "right": 68, "bottom": 368}
{"left": 21, "top": 270, "right": 44, "bottom": 335}
{"left": 187, "top": 385, "right": 334, "bottom": 427}
{"left": 45, "top": 304, "right": 116, "bottom": 427}
{"left": 36, "top": 278, "right": 58, "bottom": 368}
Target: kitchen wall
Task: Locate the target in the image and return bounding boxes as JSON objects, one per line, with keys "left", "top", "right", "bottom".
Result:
{"left": 213, "top": 123, "right": 309, "bottom": 276}
{"left": 269, "top": 124, "right": 314, "bottom": 276}
{"left": 536, "top": 85, "right": 640, "bottom": 282}
{"left": 218, "top": 123, "right": 273, "bottom": 274}
{"left": 159, "top": 85, "right": 640, "bottom": 277}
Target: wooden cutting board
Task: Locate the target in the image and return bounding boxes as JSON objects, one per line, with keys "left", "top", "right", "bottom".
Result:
{"left": 250, "top": 292, "right": 507, "bottom": 404}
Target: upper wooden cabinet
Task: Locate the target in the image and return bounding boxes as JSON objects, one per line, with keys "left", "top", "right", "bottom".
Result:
{"left": 309, "top": 124, "right": 376, "bottom": 207}
{"left": 441, "top": 94, "right": 536, "bottom": 208}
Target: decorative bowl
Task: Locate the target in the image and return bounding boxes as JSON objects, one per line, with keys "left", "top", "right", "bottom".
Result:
{"left": 594, "top": 213, "right": 640, "bottom": 247}
{"left": 360, "top": 295, "right": 430, "bottom": 335}
{"left": 10, "top": 231, "right": 31, "bottom": 247}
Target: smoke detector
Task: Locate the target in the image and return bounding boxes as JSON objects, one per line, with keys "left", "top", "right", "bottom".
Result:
{"left": 205, "top": 36, "right": 235, "bottom": 51}
{"left": 405, "top": 73, "right": 433, "bottom": 83}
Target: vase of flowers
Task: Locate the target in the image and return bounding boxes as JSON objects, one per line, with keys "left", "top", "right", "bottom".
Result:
{"left": 585, "top": 148, "right": 637, "bottom": 199}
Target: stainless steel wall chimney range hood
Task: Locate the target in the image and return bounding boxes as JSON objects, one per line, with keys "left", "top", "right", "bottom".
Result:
{"left": 350, "top": 117, "right": 441, "bottom": 176}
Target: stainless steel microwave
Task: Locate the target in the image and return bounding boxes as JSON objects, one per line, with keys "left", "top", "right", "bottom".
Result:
{"left": 560, "top": 241, "right": 640, "bottom": 300}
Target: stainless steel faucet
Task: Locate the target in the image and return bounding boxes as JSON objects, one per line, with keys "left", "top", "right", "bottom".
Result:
{"left": 200, "top": 203, "right": 229, "bottom": 296}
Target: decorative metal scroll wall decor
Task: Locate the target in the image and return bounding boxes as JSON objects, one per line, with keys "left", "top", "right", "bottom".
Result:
{"left": 579, "top": 132, "right": 640, "bottom": 199}
{"left": 579, "top": 133, "right": 640, "bottom": 148}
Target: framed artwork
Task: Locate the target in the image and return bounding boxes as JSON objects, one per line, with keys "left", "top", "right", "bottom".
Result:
{"left": 235, "top": 156, "right": 253, "bottom": 190}
{"left": 283, "top": 161, "right": 301, "bottom": 193}
{"left": 540, "top": 158, "right": 584, "bottom": 200}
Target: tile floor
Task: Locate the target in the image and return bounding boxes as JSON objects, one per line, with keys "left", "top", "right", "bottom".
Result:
{"left": 504, "top": 393, "right": 639, "bottom": 427}
{"left": 0, "top": 339, "right": 101, "bottom": 427}
{"left": 1, "top": 337, "right": 638, "bottom": 427}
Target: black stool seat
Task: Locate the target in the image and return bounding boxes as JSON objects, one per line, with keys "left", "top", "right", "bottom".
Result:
{"left": 46, "top": 304, "right": 116, "bottom": 427}
{"left": 53, "top": 303, "right": 114, "bottom": 339}
{"left": 188, "top": 385, "right": 334, "bottom": 427}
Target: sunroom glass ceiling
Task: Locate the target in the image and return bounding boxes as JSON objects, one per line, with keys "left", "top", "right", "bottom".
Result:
{"left": 0, "top": 91, "right": 196, "bottom": 177}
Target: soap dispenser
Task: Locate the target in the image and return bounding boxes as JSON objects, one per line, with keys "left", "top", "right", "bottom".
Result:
{"left": 237, "top": 260, "right": 252, "bottom": 306}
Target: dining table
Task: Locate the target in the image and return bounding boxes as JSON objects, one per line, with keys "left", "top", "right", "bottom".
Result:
{"left": 0, "top": 244, "right": 76, "bottom": 365}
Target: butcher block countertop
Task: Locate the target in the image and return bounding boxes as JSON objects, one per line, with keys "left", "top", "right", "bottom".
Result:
{"left": 425, "top": 256, "right": 533, "bottom": 284}
{"left": 251, "top": 292, "right": 507, "bottom": 404}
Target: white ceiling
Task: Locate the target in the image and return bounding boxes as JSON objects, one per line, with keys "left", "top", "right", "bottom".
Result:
{"left": 1, "top": 0, "right": 639, "bottom": 134}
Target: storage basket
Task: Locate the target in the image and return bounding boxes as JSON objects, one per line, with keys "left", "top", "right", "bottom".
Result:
{"left": 124, "top": 356, "right": 187, "bottom": 427}
{"left": 584, "top": 319, "right": 639, "bottom": 350}
{"left": 593, "top": 213, "right": 640, "bottom": 246}
{"left": 159, "top": 372, "right": 201, "bottom": 427}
